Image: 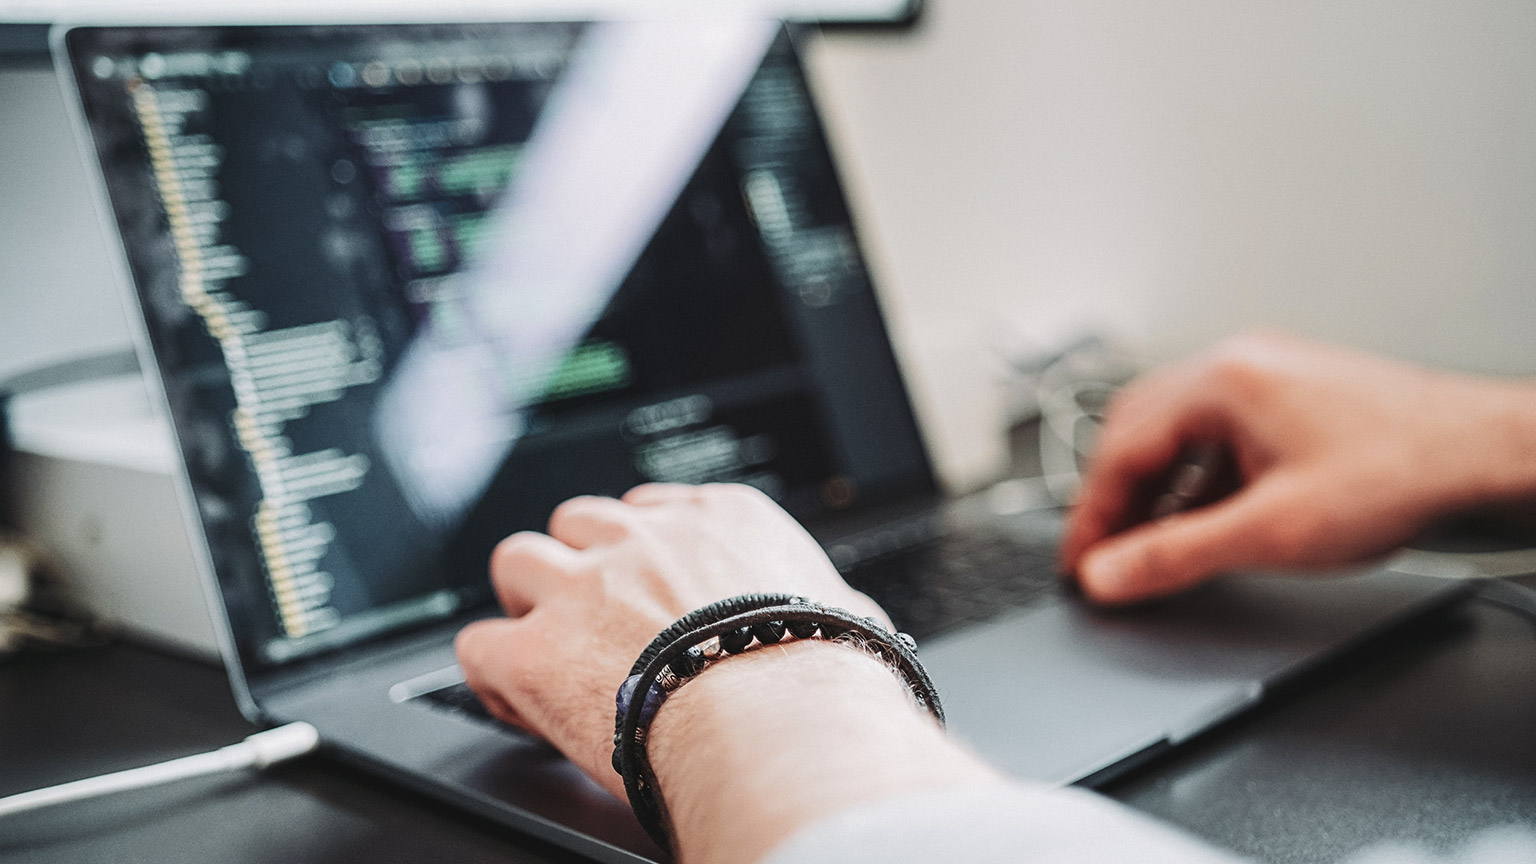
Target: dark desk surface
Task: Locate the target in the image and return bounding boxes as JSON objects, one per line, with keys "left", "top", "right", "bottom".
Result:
{"left": 3, "top": 584, "right": 1535, "bottom": 864}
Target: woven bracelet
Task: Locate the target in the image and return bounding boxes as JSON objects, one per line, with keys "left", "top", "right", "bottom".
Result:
{"left": 612, "top": 593, "right": 944, "bottom": 852}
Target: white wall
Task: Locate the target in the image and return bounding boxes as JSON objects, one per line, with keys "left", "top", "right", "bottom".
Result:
{"left": 810, "top": 0, "right": 1536, "bottom": 485}
{"left": 0, "top": 66, "right": 133, "bottom": 382}
{"left": 4, "top": 3, "right": 1536, "bottom": 487}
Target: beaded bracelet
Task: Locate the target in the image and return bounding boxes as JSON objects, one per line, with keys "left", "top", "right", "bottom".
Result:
{"left": 612, "top": 593, "right": 944, "bottom": 852}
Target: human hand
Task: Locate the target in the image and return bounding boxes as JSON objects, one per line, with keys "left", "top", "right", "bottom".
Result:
{"left": 1062, "top": 330, "right": 1536, "bottom": 604}
{"left": 454, "top": 482, "right": 888, "bottom": 800}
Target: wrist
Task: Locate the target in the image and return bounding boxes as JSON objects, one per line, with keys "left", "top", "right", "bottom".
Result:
{"left": 646, "top": 639, "right": 996, "bottom": 864}
{"left": 1429, "top": 376, "right": 1536, "bottom": 508}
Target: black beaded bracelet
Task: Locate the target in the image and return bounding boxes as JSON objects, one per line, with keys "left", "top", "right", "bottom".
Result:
{"left": 612, "top": 593, "right": 944, "bottom": 852}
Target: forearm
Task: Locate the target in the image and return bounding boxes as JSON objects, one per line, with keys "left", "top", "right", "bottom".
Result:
{"left": 647, "top": 639, "right": 999, "bottom": 864}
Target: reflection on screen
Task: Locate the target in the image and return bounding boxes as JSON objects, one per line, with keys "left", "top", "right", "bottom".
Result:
{"left": 377, "top": 21, "right": 775, "bottom": 525}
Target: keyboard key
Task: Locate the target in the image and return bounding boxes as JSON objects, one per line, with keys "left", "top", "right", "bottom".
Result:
{"left": 839, "top": 530, "right": 1060, "bottom": 640}
{"left": 419, "top": 680, "right": 497, "bottom": 724}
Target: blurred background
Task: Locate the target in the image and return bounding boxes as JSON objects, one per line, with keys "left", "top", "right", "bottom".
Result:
{"left": 4, "top": 0, "right": 1536, "bottom": 488}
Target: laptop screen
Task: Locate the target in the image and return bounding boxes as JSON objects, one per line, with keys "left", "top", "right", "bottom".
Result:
{"left": 64, "top": 20, "right": 934, "bottom": 672}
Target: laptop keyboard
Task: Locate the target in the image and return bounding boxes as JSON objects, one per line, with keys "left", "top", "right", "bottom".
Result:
{"left": 418, "top": 680, "right": 499, "bottom": 724}
{"left": 408, "top": 523, "right": 1063, "bottom": 724}
{"left": 838, "top": 530, "right": 1063, "bottom": 641}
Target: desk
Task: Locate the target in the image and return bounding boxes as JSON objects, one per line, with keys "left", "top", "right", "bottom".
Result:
{"left": 3, "top": 587, "right": 1535, "bottom": 864}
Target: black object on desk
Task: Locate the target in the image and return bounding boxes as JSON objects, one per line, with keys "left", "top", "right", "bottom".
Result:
{"left": 3, "top": 587, "right": 1535, "bottom": 864}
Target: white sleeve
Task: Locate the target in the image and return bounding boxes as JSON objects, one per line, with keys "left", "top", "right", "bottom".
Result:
{"left": 758, "top": 781, "right": 1536, "bottom": 864}
{"left": 759, "top": 781, "right": 1244, "bottom": 864}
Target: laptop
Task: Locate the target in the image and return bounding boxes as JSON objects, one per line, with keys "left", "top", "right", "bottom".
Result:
{"left": 56, "top": 18, "right": 1472, "bottom": 863}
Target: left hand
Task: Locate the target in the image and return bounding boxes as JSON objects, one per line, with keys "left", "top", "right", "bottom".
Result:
{"left": 454, "top": 482, "right": 888, "bottom": 799}
{"left": 1061, "top": 330, "right": 1536, "bottom": 603}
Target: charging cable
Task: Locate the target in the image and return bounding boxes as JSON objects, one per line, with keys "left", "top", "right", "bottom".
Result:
{"left": 0, "top": 721, "right": 319, "bottom": 818}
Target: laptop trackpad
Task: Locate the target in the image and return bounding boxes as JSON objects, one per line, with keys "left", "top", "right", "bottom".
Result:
{"left": 917, "top": 570, "right": 1464, "bottom": 785}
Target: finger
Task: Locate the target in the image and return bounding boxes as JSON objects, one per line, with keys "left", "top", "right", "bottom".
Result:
{"left": 621, "top": 482, "right": 698, "bottom": 506}
{"left": 489, "top": 531, "right": 582, "bottom": 617}
{"left": 1062, "top": 396, "right": 1204, "bottom": 571}
{"left": 454, "top": 619, "right": 537, "bottom": 732}
{"left": 1075, "top": 478, "right": 1304, "bottom": 605}
{"left": 1062, "top": 350, "right": 1253, "bottom": 565}
{"left": 547, "top": 495, "right": 635, "bottom": 549}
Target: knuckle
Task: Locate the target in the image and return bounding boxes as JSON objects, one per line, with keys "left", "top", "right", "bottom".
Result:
{"left": 714, "top": 481, "right": 775, "bottom": 511}
{"left": 453, "top": 623, "right": 483, "bottom": 662}
{"left": 458, "top": 627, "right": 527, "bottom": 689}
{"left": 548, "top": 495, "right": 598, "bottom": 528}
{"left": 693, "top": 482, "right": 736, "bottom": 502}
{"left": 1205, "top": 330, "right": 1297, "bottom": 394}
{"left": 492, "top": 531, "right": 549, "bottom": 567}
{"left": 454, "top": 623, "right": 499, "bottom": 679}
{"left": 620, "top": 483, "right": 662, "bottom": 504}
{"left": 1204, "top": 348, "right": 1269, "bottom": 399}
{"left": 1218, "top": 328, "right": 1287, "bottom": 356}
{"left": 623, "top": 482, "right": 695, "bottom": 505}
{"left": 665, "top": 482, "right": 736, "bottom": 516}
{"left": 550, "top": 495, "right": 632, "bottom": 534}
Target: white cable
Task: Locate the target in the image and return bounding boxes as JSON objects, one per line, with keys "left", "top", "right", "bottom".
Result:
{"left": 0, "top": 721, "right": 320, "bottom": 818}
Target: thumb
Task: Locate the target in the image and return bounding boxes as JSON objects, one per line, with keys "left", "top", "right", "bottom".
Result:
{"left": 1076, "top": 480, "right": 1303, "bottom": 605}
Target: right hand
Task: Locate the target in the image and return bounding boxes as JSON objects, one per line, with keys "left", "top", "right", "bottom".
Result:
{"left": 455, "top": 483, "right": 887, "bottom": 799}
{"left": 1061, "top": 330, "right": 1536, "bottom": 604}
